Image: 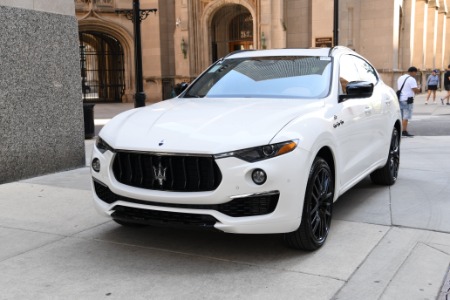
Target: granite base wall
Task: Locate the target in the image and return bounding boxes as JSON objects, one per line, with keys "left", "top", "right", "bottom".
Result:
{"left": 0, "top": 6, "right": 85, "bottom": 184}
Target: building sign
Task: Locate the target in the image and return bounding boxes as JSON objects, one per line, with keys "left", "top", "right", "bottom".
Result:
{"left": 315, "top": 37, "right": 333, "bottom": 48}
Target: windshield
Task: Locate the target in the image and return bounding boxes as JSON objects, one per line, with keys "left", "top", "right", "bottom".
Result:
{"left": 183, "top": 56, "right": 332, "bottom": 99}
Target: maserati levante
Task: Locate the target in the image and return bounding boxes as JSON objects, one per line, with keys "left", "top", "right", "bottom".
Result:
{"left": 91, "top": 46, "right": 402, "bottom": 250}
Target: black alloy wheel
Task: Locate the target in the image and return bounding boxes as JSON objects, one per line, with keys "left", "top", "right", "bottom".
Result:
{"left": 370, "top": 127, "right": 400, "bottom": 185}
{"left": 284, "top": 157, "right": 334, "bottom": 251}
{"left": 388, "top": 128, "right": 400, "bottom": 180}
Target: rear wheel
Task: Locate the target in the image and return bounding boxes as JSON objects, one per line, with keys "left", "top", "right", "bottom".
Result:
{"left": 284, "top": 157, "right": 334, "bottom": 251}
{"left": 370, "top": 127, "right": 400, "bottom": 185}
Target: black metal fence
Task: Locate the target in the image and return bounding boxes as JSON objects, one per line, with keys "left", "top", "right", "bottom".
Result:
{"left": 79, "top": 31, "right": 125, "bottom": 102}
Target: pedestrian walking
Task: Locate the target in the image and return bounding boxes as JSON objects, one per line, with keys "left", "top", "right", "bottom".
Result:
{"left": 425, "top": 69, "right": 439, "bottom": 104}
{"left": 441, "top": 65, "right": 450, "bottom": 105}
{"left": 397, "top": 66, "right": 421, "bottom": 137}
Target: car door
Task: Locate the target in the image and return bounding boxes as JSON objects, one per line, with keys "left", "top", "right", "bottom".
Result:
{"left": 332, "top": 54, "right": 375, "bottom": 187}
{"left": 352, "top": 56, "right": 388, "bottom": 162}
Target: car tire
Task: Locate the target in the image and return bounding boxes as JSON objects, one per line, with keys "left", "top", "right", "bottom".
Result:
{"left": 284, "top": 157, "right": 334, "bottom": 251}
{"left": 113, "top": 219, "right": 147, "bottom": 227}
{"left": 370, "top": 127, "right": 400, "bottom": 186}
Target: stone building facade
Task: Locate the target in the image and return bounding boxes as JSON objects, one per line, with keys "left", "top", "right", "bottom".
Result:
{"left": 75, "top": 0, "right": 450, "bottom": 103}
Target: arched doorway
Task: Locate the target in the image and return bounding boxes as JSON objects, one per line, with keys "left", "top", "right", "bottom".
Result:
{"left": 79, "top": 31, "right": 125, "bottom": 102}
{"left": 210, "top": 4, "right": 253, "bottom": 63}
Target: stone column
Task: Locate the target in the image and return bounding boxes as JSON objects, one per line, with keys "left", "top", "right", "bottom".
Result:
{"left": 426, "top": 1, "right": 439, "bottom": 69}
{"left": 0, "top": 1, "right": 85, "bottom": 183}
{"left": 439, "top": 0, "right": 448, "bottom": 70}
{"left": 270, "top": 0, "right": 287, "bottom": 49}
{"left": 421, "top": 1, "right": 429, "bottom": 69}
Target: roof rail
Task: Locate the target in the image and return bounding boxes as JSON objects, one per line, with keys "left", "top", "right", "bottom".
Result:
{"left": 329, "top": 45, "right": 355, "bottom": 56}
{"left": 223, "top": 49, "right": 255, "bottom": 59}
{"left": 213, "top": 49, "right": 256, "bottom": 64}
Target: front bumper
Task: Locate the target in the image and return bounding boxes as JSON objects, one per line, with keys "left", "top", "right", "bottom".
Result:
{"left": 90, "top": 146, "right": 311, "bottom": 234}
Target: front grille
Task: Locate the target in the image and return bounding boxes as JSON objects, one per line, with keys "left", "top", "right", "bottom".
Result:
{"left": 94, "top": 180, "right": 279, "bottom": 217}
{"left": 112, "top": 152, "right": 222, "bottom": 192}
{"left": 111, "top": 206, "right": 219, "bottom": 229}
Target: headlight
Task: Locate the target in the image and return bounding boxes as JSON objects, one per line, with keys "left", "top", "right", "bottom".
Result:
{"left": 95, "top": 137, "right": 114, "bottom": 154}
{"left": 215, "top": 140, "right": 298, "bottom": 162}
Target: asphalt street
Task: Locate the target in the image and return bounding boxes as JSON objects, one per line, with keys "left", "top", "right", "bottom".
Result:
{"left": 409, "top": 92, "right": 450, "bottom": 136}
{"left": 1, "top": 93, "right": 450, "bottom": 299}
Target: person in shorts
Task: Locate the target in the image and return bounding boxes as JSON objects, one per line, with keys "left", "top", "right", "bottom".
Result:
{"left": 441, "top": 65, "right": 450, "bottom": 105}
{"left": 425, "top": 69, "right": 439, "bottom": 104}
{"left": 397, "top": 66, "right": 421, "bottom": 137}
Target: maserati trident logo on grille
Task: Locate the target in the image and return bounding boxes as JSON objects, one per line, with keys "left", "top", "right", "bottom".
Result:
{"left": 153, "top": 162, "right": 167, "bottom": 186}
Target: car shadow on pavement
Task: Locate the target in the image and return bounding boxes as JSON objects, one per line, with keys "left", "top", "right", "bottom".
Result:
{"left": 74, "top": 213, "right": 387, "bottom": 283}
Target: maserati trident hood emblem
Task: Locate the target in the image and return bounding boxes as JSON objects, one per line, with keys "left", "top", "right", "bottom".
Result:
{"left": 153, "top": 162, "right": 167, "bottom": 186}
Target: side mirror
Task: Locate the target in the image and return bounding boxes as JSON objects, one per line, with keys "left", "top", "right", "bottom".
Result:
{"left": 174, "top": 82, "right": 189, "bottom": 96}
{"left": 338, "top": 81, "right": 374, "bottom": 102}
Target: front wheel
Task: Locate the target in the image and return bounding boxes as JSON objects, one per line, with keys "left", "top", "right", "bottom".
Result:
{"left": 370, "top": 127, "right": 400, "bottom": 185}
{"left": 284, "top": 157, "right": 334, "bottom": 251}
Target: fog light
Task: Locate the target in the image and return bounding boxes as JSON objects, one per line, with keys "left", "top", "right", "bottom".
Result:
{"left": 92, "top": 158, "right": 101, "bottom": 172}
{"left": 252, "top": 169, "right": 267, "bottom": 185}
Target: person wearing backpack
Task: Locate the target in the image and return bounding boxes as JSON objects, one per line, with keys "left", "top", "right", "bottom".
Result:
{"left": 397, "top": 66, "right": 421, "bottom": 137}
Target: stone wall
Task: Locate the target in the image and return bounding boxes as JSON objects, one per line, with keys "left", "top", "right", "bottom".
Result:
{"left": 0, "top": 3, "right": 85, "bottom": 184}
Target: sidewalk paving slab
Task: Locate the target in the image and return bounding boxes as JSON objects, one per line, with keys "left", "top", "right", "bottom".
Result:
{"left": 335, "top": 227, "right": 450, "bottom": 300}
{"left": 0, "top": 236, "right": 344, "bottom": 300}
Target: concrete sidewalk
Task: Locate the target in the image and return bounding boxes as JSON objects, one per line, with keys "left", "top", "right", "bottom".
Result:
{"left": 1, "top": 96, "right": 450, "bottom": 299}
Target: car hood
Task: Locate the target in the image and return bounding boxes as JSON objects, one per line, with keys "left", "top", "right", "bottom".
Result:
{"left": 100, "top": 98, "right": 321, "bottom": 154}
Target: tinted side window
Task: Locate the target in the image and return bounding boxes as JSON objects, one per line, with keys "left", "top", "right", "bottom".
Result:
{"left": 339, "top": 55, "right": 359, "bottom": 94}
{"left": 339, "top": 55, "right": 378, "bottom": 95}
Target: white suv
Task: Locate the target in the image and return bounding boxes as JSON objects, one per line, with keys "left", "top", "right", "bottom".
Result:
{"left": 91, "top": 47, "right": 402, "bottom": 250}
